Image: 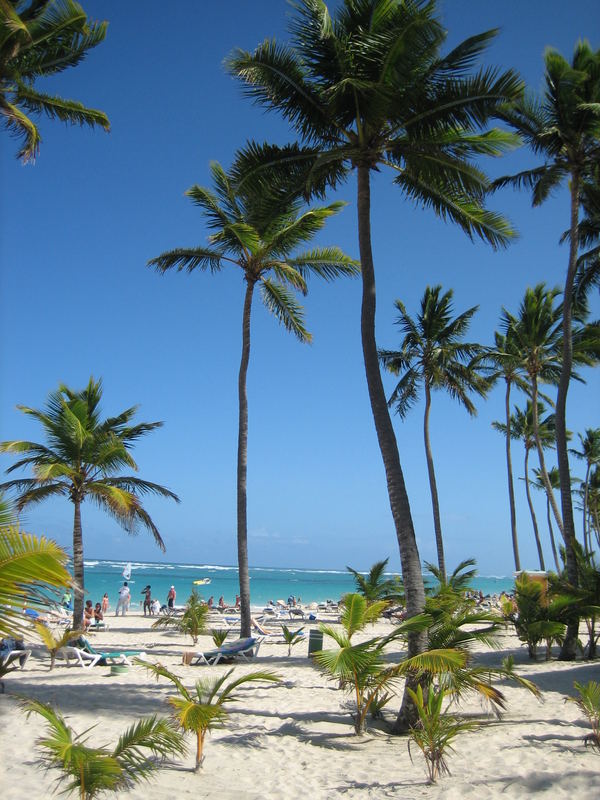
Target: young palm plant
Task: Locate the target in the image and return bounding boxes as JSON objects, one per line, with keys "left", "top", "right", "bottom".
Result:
{"left": 152, "top": 589, "right": 209, "bottom": 645}
{"left": 21, "top": 698, "right": 186, "bottom": 799}
{"left": 0, "top": 378, "right": 179, "bottom": 627}
{"left": 33, "top": 621, "right": 84, "bottom": 670}
{"left": 139, "top": 660, "right": 280, "bottom": 770}
{"left": 379, "top": 286, "right": 489, "bottom": 581}
{"left": 569, "top": 680, "right": 600, "bottom": 750}
{"left": 227, "top": 0, "right": 522, "bottom": 730}
{"left": 407, "top": 684, "right": 478, "bottom": 783}
{"left": 346, "top": 557, "right": 404, "bottom": 604}
{"left": 148, "top": 160, "right": 357, "bottom": 639}
{"left": 281, "top": 624, "right": 304, "bottom": 656}
{"left": 0, "top": 0, "right": 110, "bottom": 162}
{"left": 314, "top": 593, "right": 462, "bottom": 734}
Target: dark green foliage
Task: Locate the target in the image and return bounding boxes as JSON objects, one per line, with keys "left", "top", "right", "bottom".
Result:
{"left": 0, "top": 0, "right": 110, "bottom": 161}
{"left": 502, "top": 573, "right": 568, "bottom": 659}
{"left": 211, "top": 629, "right": 229, "bottom": 648}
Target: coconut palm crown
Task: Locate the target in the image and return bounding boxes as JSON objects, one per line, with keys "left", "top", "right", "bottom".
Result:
{"left": 1, "top": 0, "right": 110, "bottom": 162}
{"left": 148, "top": 160, "right": 358, "bottom": 638}
{"left": 0, "top": 377, "right": 179, "bottom": 626}
{"left": 379, "top": 285, "right": 489, "bottom": 581}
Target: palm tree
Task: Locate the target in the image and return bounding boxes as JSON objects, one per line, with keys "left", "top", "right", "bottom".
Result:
{"left": 379, "top": 286, "right": 489, "bottom": 580}
{"left": 502, "top": 285, "right": 600, "bottom": 558}
{"left": 532, "top": 466, "right": 561, "bottom": 572}
{"left": 0, "top": 377, "right": 179, "bottom": 627}
{"left": 140, "top": 661, "right": 280, "bottom": 770}
{"left": 570, "top": 429, "right": 600, "bottom": 554}
{"left": 148, "top": 161, "right": 357, "bottom": 638}
{"left": 425, "top": 558, "right": 478, "bottom": 595}
{"left": 494, "top": 42, "right": 600, "bottom": 654}
{"left": 0, "top": 525, "right": 72, "bottom": 639}
{"left": 21, "top": 699, "right": 186, "bottom": 798}
{"left": 480, "top": 328, "right": 531, "bottom": 571}
{"left": 1, "top": 0, "right": 110, "bottom": 162}
{"left": 227, "top": 1, "right": 521, "bottom": 728}
{"left": 493, "top": 403, "right": 556, "bottom": 571}
{"left": 346, "top": 557, "right": 404, "bottom": 604}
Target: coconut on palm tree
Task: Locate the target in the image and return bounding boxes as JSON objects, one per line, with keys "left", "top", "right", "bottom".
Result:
{"left": 494, "top": 42, "right": 600, "bottom": 656}
{"left": 227, "top": 1, "right": 522, "bottom": 728}
{"left": 0, "top": 377, "right": 179, "bottom": 627}
{"left": 379, "top": 286, "right": 489, "bottom": 581}
{"left": 1, "top": 0, "right": 110, "bottom": 162}
{"left": 148, "top": 160, "right": 357, "bottom": 638}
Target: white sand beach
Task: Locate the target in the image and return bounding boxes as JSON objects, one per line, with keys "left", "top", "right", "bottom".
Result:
{"left": 1, "top": 612, "right": 599, "bottom": 800}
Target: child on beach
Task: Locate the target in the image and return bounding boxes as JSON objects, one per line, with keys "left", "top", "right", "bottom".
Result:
{"left": 93, "top": 602, "right": 103, "bottom": 623}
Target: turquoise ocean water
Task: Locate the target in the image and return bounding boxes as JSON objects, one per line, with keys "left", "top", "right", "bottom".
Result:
{"left": 81, "top": 560, "right": 515, "bottom": 611}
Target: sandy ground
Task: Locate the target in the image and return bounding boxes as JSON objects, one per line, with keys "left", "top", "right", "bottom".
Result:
{"left": 1, "top": 609, "right": 599, "bottom": 799}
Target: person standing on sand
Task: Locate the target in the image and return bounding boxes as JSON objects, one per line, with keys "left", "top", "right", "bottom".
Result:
{"left": 115, "top": 581, "right": 130, "bottom": 616}
{"left": 101, "top": 593, "right": 109, "bottom": 614}
{"left": 142, "top": 585, "right": 152, "bottom": 616}
{"left": 167, "top": 585, "right": 176, "bottom": 612}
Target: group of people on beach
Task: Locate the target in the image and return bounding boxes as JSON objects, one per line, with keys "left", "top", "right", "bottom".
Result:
{"left": 206, "top": 594, "right": 240, "bottom": 610}
{"left": 114, "top": 582, "right": 177, "bottom": 616}
{"left": 82, "top": 594, "right": 109, "bottom": 629}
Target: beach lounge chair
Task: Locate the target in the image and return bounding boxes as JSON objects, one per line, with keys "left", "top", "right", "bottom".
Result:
{"left": 78, "top": 636, "right": 146, "bottom": 666}
{"left": 0, "top": 639, "right": 31, "bottom": 670}
{"left": 190, "top": 636, "right": 263, "bottom": 666}
{"left": 56, "top": 646, "right": 102, "bottom": 669}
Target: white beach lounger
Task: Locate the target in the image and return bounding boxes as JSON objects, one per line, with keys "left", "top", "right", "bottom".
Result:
{"left": 56, "top": 646, "right": 102, "bottom": 669}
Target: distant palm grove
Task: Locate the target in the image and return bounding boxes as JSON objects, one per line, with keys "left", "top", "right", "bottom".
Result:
{"left": 1, "top": 0, "right": 599, "bottom": 730}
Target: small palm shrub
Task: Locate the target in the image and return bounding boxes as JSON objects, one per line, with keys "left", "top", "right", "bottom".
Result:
{"left": 314, "top": 593, "right": 462, "bottom": 734}
{"left": 152, "top": 589, "right": 209, "bottom": 644}
{"left": 502, "top": 573, "right": 568, "bottom": 659}
{"left": 346, "top": 558, "right": 404, "bottom": 604}
{"left": 407, "top": 685, "right": 478, "bottom": 782}
{"left": 21, "top": 698, "right": 186, "bottom": 798}
{"left": 33, "top": 622, "right": 84, "bottom": 670}
{"left": 139, "top": 660, "right": 280, "bottom": 769}
{"left": 569, "top": 680, "right": 600, "bottom": 750}
{"left": 281, "top": 625, "right": 304, "bottom": 656}
{"left": 211, "top": 629, "right": 229, "bottom": 647}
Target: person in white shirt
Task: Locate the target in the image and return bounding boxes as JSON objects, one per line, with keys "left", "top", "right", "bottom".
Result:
{"left": 115, "top": 581, "right": 130, "bottom": 616}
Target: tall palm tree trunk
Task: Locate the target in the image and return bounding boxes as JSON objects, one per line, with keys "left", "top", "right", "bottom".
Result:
{"left": 583, "top": 463, "right": 591, "bottom": 555}
{"left": 504, "top": 381, "right": 521, "bottom": 570}
{"left": 237, "top": 278, "right": 256, "bottom": 639}
{"left": 423, "top": 383, "right": 445, "bottom": 580}
{"left": 72, "top": 499, "right": 84, "bottom": 628}
{"left": 531, "top": 379, "right": 564, "bottom": 536}
{"left": 524, "top": 448, "right": 545, "bottom": 571}
{"left": 356, "top": 165, "right": 426, "bottom": 733}
{"left": 546, "top": 496, "right": 560, "bottom": 572}
{"left": 557, "top": 173, "right": 581, "bottom": 659}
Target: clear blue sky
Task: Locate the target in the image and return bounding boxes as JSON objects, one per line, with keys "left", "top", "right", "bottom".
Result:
{"left": 1, "top": 1, "right": 598, "bottom": 575}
